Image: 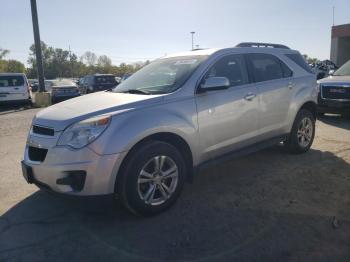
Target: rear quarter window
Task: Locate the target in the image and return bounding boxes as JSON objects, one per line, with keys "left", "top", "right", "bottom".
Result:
{"left": 285, "top": 53, "right": 313, "bottom": 74}
{"left": 0, "top": 75, "right": 24, "bottom": 87}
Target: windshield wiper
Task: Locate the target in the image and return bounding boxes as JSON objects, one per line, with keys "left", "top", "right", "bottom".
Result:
{"left": 121, "top": 89, "right": 151, "bottom": 95}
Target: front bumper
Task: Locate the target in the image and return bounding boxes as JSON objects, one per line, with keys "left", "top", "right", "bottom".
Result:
{"left": 317, "top": 98, "right": 350, "bottom": 114}
{"left": 22, "top": 130, "right": 127, "bottom": 196}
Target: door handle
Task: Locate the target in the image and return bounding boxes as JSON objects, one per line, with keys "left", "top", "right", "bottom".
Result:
{"left": 244, "top": 93, "right": 256, "bottom": 101}
{"left": 287, "top": 82, "right": 293, "bottom": 89}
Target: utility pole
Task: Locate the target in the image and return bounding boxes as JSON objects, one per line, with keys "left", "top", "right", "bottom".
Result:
{"left": 69, "top": 45, "right": 74, "bottom": 78}
{"left": 30, "top": 0, "right": 45, "bottom": 92}
{"left": 190, "top": 31, "right": 195, "bottom": 50}
{"left": 332, "top": 6, "right": 335, "bottom": 26}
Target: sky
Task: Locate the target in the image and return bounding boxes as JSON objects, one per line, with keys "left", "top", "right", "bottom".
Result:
{"left": 1, "top": 0, "right": 350, "bottom": 66}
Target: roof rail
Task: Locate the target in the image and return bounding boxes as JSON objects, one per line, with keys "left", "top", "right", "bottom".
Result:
{"left": 236, "top": 42, "right": 290, "bottom": 49}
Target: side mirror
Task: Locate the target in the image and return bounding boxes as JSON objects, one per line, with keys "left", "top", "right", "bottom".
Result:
{"left": 199, "top": 77, "right": 230, "bottom": 92}
{"left": 328, "top": 70, "right": 335, "bottom": 76}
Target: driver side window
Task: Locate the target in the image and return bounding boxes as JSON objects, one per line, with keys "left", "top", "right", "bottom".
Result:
{"left": 203, "top": 54, "right": 249, "bottom": 87}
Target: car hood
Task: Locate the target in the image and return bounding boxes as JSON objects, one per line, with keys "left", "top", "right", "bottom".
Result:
{"left": 318, "top": 75, "right": 350, "bottom": 84}
{"left": 33, "top": 91, "right": 163, "bottom": 131}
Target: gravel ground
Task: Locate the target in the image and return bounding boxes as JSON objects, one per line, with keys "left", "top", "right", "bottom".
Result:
{"left": 0, "top": 105, "right": 350, "bottom": 262}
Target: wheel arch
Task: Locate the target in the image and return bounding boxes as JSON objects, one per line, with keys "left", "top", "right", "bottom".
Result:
{"left": 115, "top": 132, "right": 194, "bottom": 195}
{"left": 299, "top": 101, "right": 317, "bottom": 119}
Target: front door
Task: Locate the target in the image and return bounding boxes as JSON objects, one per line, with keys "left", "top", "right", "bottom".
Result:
{"left": 195, "top": 54, "right": 260, "bottom": 162}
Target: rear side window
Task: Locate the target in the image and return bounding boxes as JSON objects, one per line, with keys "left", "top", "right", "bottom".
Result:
{"left": 0, "top": 75, "right": 24, "bottom": 87}
{"left": 285, "top": 53, "right": 313, "bottom": 73}
{"left": 94, "top": 76, "right": 116, "bottom": 84}
{"left": 247, "top": 53, "right": 284, "bottom": 82}
{"left": 203, "top": 54, "right": 248, "bottom": 87}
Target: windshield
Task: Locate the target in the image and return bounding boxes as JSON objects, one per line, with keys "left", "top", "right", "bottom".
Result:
{"left": 113, "top": 56, "right": 207, "bottom": 94}
{"left": 334, "top": 60, "right": 350, "bottom": 76}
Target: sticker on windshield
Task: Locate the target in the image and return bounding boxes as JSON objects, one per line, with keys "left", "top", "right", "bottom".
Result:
{"left": 174, "top": 59, "right": 197, "bottom": 65}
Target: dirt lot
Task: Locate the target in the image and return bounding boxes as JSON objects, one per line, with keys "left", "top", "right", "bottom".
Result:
{"left": 1, "top": 105, "right": 350, "bottom": 262}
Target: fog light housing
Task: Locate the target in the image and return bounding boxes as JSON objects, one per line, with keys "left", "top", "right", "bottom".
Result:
{"left": 56, "top": 171, "right": 86, "bottom": 191}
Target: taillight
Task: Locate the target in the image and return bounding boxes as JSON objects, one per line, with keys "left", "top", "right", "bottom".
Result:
{"left": 26, "top": 81, "right": 31, "bottom": 92}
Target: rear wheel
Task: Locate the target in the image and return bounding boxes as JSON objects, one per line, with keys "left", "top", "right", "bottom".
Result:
{"left": 116, "top": 141, "right": 187, "bottom": 216}
{"left": 285, "top": 109, "right": 315, "bottom": 154}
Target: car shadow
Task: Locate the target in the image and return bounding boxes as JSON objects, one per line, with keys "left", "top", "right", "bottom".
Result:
{"left": 317, "top": 114, "right": 350, "bottom": 130}
{"left": 1, "top": 146, "right": 350, "bottom": 261}
{"left": 0, "top": 103, "right": 33, "bottom": 115}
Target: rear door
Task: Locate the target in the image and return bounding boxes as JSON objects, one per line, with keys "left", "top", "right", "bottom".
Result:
{"left": 246, "top": 53, "right": 294, "bottom": 139}
{"left": 0, "top": 75, "right": 28, "bottom": 101}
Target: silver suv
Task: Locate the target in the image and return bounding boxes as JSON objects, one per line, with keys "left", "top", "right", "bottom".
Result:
{"left": 22, "top": 42, "right": 318, "bottom": 215}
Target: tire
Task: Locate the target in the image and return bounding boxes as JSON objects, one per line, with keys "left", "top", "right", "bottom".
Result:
{"left": 116, "top": 141, "right": 187, "bottom": 216}
{"left": 284, "top": 109, "right": 315, "bottom": 154}
{"left": 26, "top": 98, "right": 32, "bottom": 106}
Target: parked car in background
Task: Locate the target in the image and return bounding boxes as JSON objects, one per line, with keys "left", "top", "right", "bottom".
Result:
{"left": 310, "top": 60, "right": 338, "bottom": 80}
{"left": 120, "top": 73, "right": 132, "bottom": 82}
{"left": 80, "top": 74, "right": 118, "bottom": 94}
{"left": 44, "top": 79, "right": 80, "bottom": 103}
{"left": 22, "top": 42, "right": 317, "bottom": 215}
{"left": 115, "top": 76, "right": 121, "bottom": 84}
{"left": 0, "top": 73, "right": 31, "bottom": 104}
{"left": 317, "top": 59, "right": 350, "bottom": 116}
{"left": 28, "top": 79, "right": 39, "bottom": 92}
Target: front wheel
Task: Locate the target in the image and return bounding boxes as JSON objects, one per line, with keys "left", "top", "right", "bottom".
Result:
{"left": 116, "top": 141, "right": 187, "bottom": 216}
{"left": 284, "top": 109, "right": 315, "bottom": 154}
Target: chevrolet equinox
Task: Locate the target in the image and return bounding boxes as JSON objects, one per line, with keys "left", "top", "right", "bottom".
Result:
{"left": 22, "top": 42, "right": 318, "bottom": 215}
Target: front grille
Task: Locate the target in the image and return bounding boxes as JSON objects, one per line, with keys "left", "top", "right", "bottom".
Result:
{"left": 322, "top": 85, "right": 350, "bottom": 100}
{"left": 28, "top": 146, "right": 48, "bottom": 162}
{"left": 32, "top": 125, "right": 54, "bottom": 136}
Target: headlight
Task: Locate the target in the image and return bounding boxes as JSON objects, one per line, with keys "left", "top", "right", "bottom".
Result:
{"left": 57, "top": 115, "right": 110, "bottom": 149}
{"left": 317, "top": 83, "right": 321, "bottom": 93}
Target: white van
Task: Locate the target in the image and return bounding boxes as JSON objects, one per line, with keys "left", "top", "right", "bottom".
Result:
{"left": 0, "top": 73, "right": 31, "bottom": 103}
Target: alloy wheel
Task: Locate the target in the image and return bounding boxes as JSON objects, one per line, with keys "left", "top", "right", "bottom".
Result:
{"left": 297, "top": 117, "right": 313, "bottom": 148}
{"left": 137, "top": 155, "right": 178, "bottom": 206}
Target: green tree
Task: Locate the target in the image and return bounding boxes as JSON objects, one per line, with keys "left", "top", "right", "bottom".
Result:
{"left": 0, "top": 48, "right": 9, "bottom": 59}
{"left": 27, "top": 41, "right": 149, "bottom": 79}
{"left": 0, "top": 47, "right": 25, "bottom": 73}
{"left": 28, "top": 42, "right": 82, "bottom": 79}
{"left": 4, "top": 60, "right": 25, "bottom": 73}
{"left": 303, "top": 54, "right": 320, "bottom": 64}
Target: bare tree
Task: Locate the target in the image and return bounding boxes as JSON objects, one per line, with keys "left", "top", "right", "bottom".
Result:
{"left": 80, "top": 51, "right": 97, "bottom": 66}
{"left": 97, "top": 55, "right": 112, "bottom": 67}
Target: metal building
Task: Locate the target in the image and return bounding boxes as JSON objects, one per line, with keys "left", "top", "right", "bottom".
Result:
{"left": 330, "top": 23, "right": 350, "bottom": 67}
